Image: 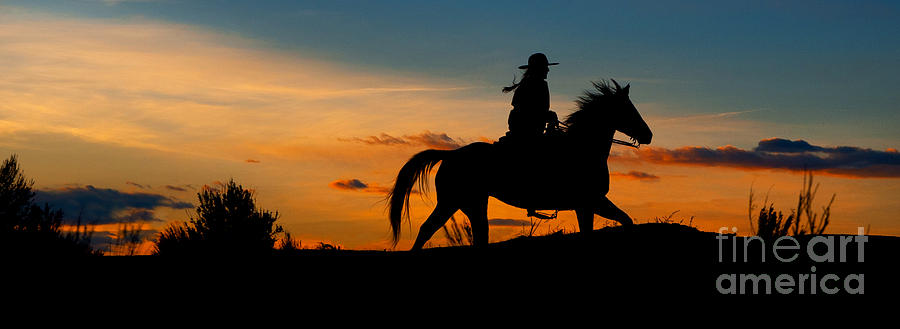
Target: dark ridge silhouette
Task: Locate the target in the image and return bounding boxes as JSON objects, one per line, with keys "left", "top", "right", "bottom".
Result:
{"left": 218, "top": 223, "right": 896, "bottom": 299}
{"left": 422, "top": 223, "right": 894, "bottom": 296}
{"left": 9, "top": 223, "right": 895, "bottom": 307}
{"left": 388, "top": 78, "right": 652, "bottom": 250}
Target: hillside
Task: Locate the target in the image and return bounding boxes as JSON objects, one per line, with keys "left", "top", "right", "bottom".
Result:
{"left": 275, "top": 223, "right": 898, "bottom": 297}
{"left": 11, "top": 223, "right": 896, "bottom": 303}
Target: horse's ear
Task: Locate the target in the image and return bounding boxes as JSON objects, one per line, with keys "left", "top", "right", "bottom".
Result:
{"left": 623, "top": 84, "right": 630, "bottom": 95}
{"left": 611, "top": 79, "right": 622, "bottom": 91}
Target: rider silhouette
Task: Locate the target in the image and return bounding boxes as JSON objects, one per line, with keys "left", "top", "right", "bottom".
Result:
{"left": 503, "top": 53, "right": 559, "bottom": 141}
{"left": 501, "top": 53, "right": 560, "bottom": 220}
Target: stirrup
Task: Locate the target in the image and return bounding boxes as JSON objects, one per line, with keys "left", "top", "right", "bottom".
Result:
{"left": 527, "top": 210, "right": 558, "bottom": 220}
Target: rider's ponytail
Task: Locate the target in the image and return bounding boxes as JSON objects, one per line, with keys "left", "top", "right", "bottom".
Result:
{"left": 501, "top": 77, "right": 520, "bottom": 93}
{"left": 501, "top": 69, "right": 533, "bottom": 93}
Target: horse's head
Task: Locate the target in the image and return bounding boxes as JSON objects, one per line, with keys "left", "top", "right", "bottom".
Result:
{"left": 564, "top": 79, "right": 653, "bottom": 145}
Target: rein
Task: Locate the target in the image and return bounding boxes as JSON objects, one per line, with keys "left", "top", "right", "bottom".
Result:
{"left": 612, "top": 138, "right": 641, "bottom": 149}
{"left": 555, "top": 121, "right": 641, "bottom": 149}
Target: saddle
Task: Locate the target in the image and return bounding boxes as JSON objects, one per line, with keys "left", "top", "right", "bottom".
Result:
{"left": 495, "top": 125, "right": 565, "bottom": 152}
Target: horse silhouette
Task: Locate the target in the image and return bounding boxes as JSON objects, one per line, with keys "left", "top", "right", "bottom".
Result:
{"left": 388, "top": 79, "right": 652, "bottom": 250}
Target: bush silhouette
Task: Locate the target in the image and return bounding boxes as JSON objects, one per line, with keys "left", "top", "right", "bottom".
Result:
{"left": 154, "top": 179, "right": 283, "bottom": 256}
{"left": 0, "top": 154, "right": 99, "bottom": 256}
{"left": 275, "top": 232, "right": 301, "bottom": 254}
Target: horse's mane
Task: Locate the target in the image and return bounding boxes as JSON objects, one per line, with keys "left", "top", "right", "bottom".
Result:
{"left": 563, "top": 80, "right": 626, "bottom": 131}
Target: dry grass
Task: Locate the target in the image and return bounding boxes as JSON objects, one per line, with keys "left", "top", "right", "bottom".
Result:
{"left": 441, "top": 215, "right": 473, "bottom": 247}
{"left": 749, "top": 170, "right": 834, "bottom": 239}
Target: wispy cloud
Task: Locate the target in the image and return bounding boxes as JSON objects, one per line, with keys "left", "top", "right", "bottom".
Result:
{"left": 341, "top": 131, "right": 465, "bottom": 150}
{"left": 163, "top": 185, "right": 190, "bottom": 192}
{"left": 344, "top": 134, "right": 410, "bottom": 146}
{"left": 0, "top": 12, "right": 485, "bottom": 163}
{"left": 615, "top": 138, "right": 900, "bottom": 178}
{"left": 651, "top": 109, "right": 762, "bottom": 123}
{"left": 125, "top": 181, "right": 149, "bottom": 189}
{"left": 611, "top": 171, "right": 660, "bottom": 181}
{"left": 488, "top": 218, "right": 532, "bottom": 227}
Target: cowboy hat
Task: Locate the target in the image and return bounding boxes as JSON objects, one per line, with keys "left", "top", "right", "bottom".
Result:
{"left": 518, "top": 53, "right": 559, "bottom": 69}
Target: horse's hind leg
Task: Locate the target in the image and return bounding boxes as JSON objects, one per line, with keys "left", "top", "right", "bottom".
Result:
{"left": 411, "top": 202, "right": 458, "bottom": 251}
{"left": 594, "top": 197, "right": 634, "bottom": 227}
{"left": 460, "top": 197, "right": 489, "bottom": 247}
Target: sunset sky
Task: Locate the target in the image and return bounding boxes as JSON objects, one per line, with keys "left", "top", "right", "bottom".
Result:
{"left": 2, "top": 1, "right": 898, "bottom": 252}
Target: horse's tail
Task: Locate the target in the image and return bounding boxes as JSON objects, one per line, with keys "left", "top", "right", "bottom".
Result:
{"left": 387, "top": 149, "right": 450, "bottom": 247}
